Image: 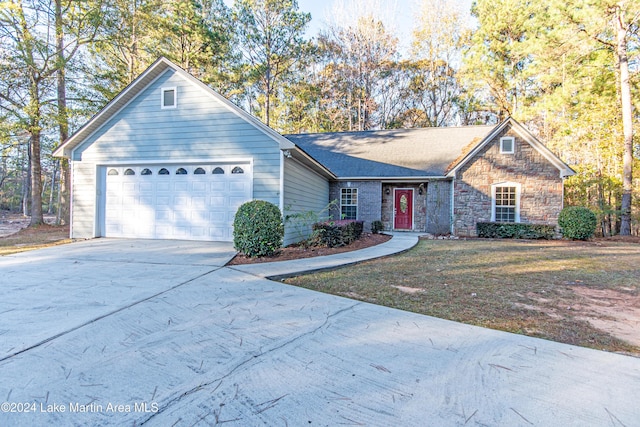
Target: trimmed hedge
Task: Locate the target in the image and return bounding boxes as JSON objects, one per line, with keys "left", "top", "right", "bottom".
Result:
{"left": 476, "top": 222, "right": 556, "bottom": 239}
{"left": 233, "top": 200, "right": 284, "bottom": 257}
{"left": 312, "top": 220, "right": 364, "bottom": 248}
{"left": 558, "top": 206, "right": 597, "bottom": 240}
{"left": 371, "top": 220, "right": 384, "bottom": 234}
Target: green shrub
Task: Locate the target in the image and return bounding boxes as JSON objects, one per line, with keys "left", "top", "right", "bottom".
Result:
{"left": 312, "top": 220, "right": 364, "bottom": 248}
{"left": 476, "top": 222, "right": 556, "bottom": 239}
{"left": 371, "top": 220, "right": 384, "bottom": 234}
{"left": 558, "top": 206, "right": 597, "bottom": 240}
{"left": 233, "top": 200, "right": 284, "bottom": 257}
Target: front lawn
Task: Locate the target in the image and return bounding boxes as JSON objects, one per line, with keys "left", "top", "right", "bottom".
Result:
{"left": 284, "top": 238, "right": 640, "bottom": 356}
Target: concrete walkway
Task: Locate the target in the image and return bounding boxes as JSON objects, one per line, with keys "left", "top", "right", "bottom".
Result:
{"left": 0, "top": 235, "right": 639, "bottom": 427}
{"left": 232, "top": 232, "right": 419, "bottom": 278}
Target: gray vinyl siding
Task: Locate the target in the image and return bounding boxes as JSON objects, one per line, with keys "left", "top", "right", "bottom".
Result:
{"left": 282, "top": 158, "right": 330, "bottom": 246}
{"left": 70, "top": 161, "right": 97, "bottom": 238}
{"left": 425, "top": 180, "right": 452, "bottom": 235}
{"left": 73, "top": 68, "right": 281, "bottom": 205}
{"left": 69, "top": 68, "right": 283, "bottom": 239}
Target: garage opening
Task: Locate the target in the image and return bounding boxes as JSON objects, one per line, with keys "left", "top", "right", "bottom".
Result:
{"left": 103, "top": 163, "right": 252, "bottom": 241}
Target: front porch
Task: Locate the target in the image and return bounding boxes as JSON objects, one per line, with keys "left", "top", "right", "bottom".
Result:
{"left": 329, "top": 180, "right": 452, "bottom": 235}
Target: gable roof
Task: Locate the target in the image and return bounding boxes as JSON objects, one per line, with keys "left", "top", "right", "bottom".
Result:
{"left": 285, "top": 126, "right": 494, "bottom": 179}
{"left": 53, "top": 57, "right": 295, "bottom": 158}
{"left": 446, "top": 117, "right": 575, "bottom": 178}
{"left": 286, "top": 118, "right": 575, "bottom": 180}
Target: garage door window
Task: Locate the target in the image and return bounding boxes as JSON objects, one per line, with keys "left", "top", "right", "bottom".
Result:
{"left": 232, "top": 166, "right": 244, "bottom": 174}
{"left": 108, "top": 169, "right": 119, "bottom": 176}
{"left": 176, "top": 168, "right": 187, "bottom": 175}
{"left": 141, "top": 168, "right": 152, "bottom": 175}
{"left": 124, "top": 168, "right": 135, "bottom": 175}
{"left": 159, "top": 168, "right": 169, "bottom": 175}
{"left": 194, "top": 167, "right": 205, "bottom": 174}
{"left": 213, "top": 167, "right": 224, "bottom": 174}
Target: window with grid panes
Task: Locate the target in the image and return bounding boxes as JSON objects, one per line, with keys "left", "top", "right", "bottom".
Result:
{"left": 340, "top": 188, "right": 358, "bottom": 220}
{"left": 494, "top": 186, "right": 517, "bottom": 222}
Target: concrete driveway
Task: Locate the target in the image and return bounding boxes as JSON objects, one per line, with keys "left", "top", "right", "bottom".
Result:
{"left": 1, "top": 239, "right": 639, "bottom": 426}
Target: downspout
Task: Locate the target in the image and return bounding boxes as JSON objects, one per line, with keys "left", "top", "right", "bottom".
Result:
{"left": 450, "top": 176, "right": 456, "bottom": 235}
{"left": 279, "top": 150, "right": 285, "bottom": 214}
{"left": 69, "top": 161, "right": 74, "bottom": 239}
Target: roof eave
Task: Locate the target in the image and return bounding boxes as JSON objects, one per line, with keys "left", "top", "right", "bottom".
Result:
{"left": 289, "top": 147, "right": 336, "bottom": 180}
{"left": 53, "top": 57, "right": 294, "bottom": 158}
{"left": 446, "top": 117, "right": 575, "bottom": 178}
{"left": 53, "top": 57, "right": 172, "bottom": 158}
{"left": 335, "top": 176, "right": 449, "bottom": 181}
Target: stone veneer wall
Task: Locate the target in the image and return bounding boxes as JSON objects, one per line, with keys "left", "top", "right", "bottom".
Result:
{"left": 453, "top": 128, "right": 564, "bottom": 237}
{"left": 329, "top": 181, "right": 382, "bottom": 231}
{"left": 425, "top": 180, "right": 452, "bottom": 235}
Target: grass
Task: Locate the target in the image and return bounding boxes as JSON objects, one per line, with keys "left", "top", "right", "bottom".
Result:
{"left": 0, "top": 224, "right": 72, "bottom": 256}
{"left": 284, "top": 239, "right": 640, "bottom": 355}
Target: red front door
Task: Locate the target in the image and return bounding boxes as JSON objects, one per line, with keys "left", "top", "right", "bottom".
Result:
{"left": 394, "top": 189, "right": 413, "bottom": 230}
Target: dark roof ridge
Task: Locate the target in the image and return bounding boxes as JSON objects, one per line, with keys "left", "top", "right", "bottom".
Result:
{"left": 284, "top": 124, "right": 495, "bottom": 138}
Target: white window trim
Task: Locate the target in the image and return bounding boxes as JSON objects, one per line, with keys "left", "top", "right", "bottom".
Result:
{"left": 500, "top": 136, "right": 515, "bottom": 154}
{"left": 491, "top": 182, "right": 521, "bottom": 222}
{"left": 161, "top": 87, "right": 177, "bottom": 109}
{"left": 340, "top": 187, "right": 358, "bottom": 220}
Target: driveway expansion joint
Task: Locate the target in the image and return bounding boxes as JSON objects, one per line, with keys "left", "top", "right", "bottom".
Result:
{"left": 0, "top": 266, "right": 225, "bottom": 363}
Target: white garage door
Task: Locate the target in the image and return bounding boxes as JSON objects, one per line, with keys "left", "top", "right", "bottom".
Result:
{"left": 104, "top": 163, "right": 251, "bottom": 241}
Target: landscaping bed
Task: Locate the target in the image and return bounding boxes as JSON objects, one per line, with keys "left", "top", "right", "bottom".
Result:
{"left": 227, "top": 232, "right": 391, "bottom": 265}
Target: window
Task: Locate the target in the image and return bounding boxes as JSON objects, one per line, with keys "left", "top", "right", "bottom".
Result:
{"left": 124, "top": 168, "right": 135, "bottom": 176}
{"left": 492, "top": 184, "right": 520, "bottom": 223}
{"left": 161, "top": 87, "right": 177, "bottom": 109}
{"left": 107, "top": 169, "right": 119, "bottom": 176}
{"left": 232, "top": 166, "right": 244, "bottom": 174}
{"left": 500, "top": 136, "right": 515, "bottom": 154}
{"left": 141, "top": 168, "right": 152, "bottom": 175}
{"left": 176, "top": 167, "right": 187, "bottom": 175}
{"left": 194, "top": 167, "right": 206, "bottom": 175}
{"left": 340, "top": 188, "right": 358, "bottom": 220}
{"left": 158, "top": 168, "right": 170, "bottom": 175}
{"left": 212, "top": 167, "right": 225, "bottom": 174}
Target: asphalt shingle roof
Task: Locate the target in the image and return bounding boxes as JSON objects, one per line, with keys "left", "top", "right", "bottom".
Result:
{"left": 285, "top": 126, "right": 494, "bottom": 178}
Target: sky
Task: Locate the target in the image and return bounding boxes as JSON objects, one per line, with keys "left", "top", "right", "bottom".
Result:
{"left": 225, "top": 0, "right": 474, "bottom": 55}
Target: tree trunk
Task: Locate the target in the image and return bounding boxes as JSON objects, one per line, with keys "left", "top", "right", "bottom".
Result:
{"left": 615, "top": 4, "right": 634, "bottom": 235}
{"left": 29, "top": 125, "right": 44, "bottom": 226}
{"left": 55, "top": 0, "right": 70, "bottom": 225}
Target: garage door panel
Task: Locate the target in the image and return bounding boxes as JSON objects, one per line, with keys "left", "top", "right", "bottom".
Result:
{"left": 229, "top": 181, "right": 248, "bottom": 192}
{"left": 210, "top": 182, "right": 226, "bottom": 191}
{"left": 104, "top": 163, "right": 251, "bottom": 241}
{"left": 191, "top": 181, "right": 207, "bottom": 192}
{"left": 139, "top": 182, "right": 154, "bottom": 192}
{"left": 229, "top": 197, "right": 248, "bottom": 209}
{"left": 122, "top": 182, "right": 138, "bottom": 192}
{"left": 173, "top": 181, "right": 188, "bottom": 191}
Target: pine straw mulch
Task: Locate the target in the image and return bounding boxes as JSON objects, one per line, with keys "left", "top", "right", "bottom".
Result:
{"left": 227, "top": 232, "right": 392, "bottom": 265}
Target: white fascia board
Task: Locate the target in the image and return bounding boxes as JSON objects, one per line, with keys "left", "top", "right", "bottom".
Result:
{"left": 178, "top": 67, "right": 295, "bottom": 151}
{"left": 445, "top": 119, "right": 510, "bottom": 179}
{"left": 95, "top": 158, "right": 254, "bottom": 166}
{"left": 336, "top": 176, "right": 446, "bottom": 182}
{"left": 289, "top": 147, "right": 336, "bottom": 179}
{"left": 55, "top": 57, "right": 172, "bottom": 158}
{"left": 509, "top": 124, "right": 575, "bottom": 178}
{"left": 446, "top": 117, "right": 575, "bottom": 179}
{"left": 57, "top": 56, "right": 296, "bottom": 159}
